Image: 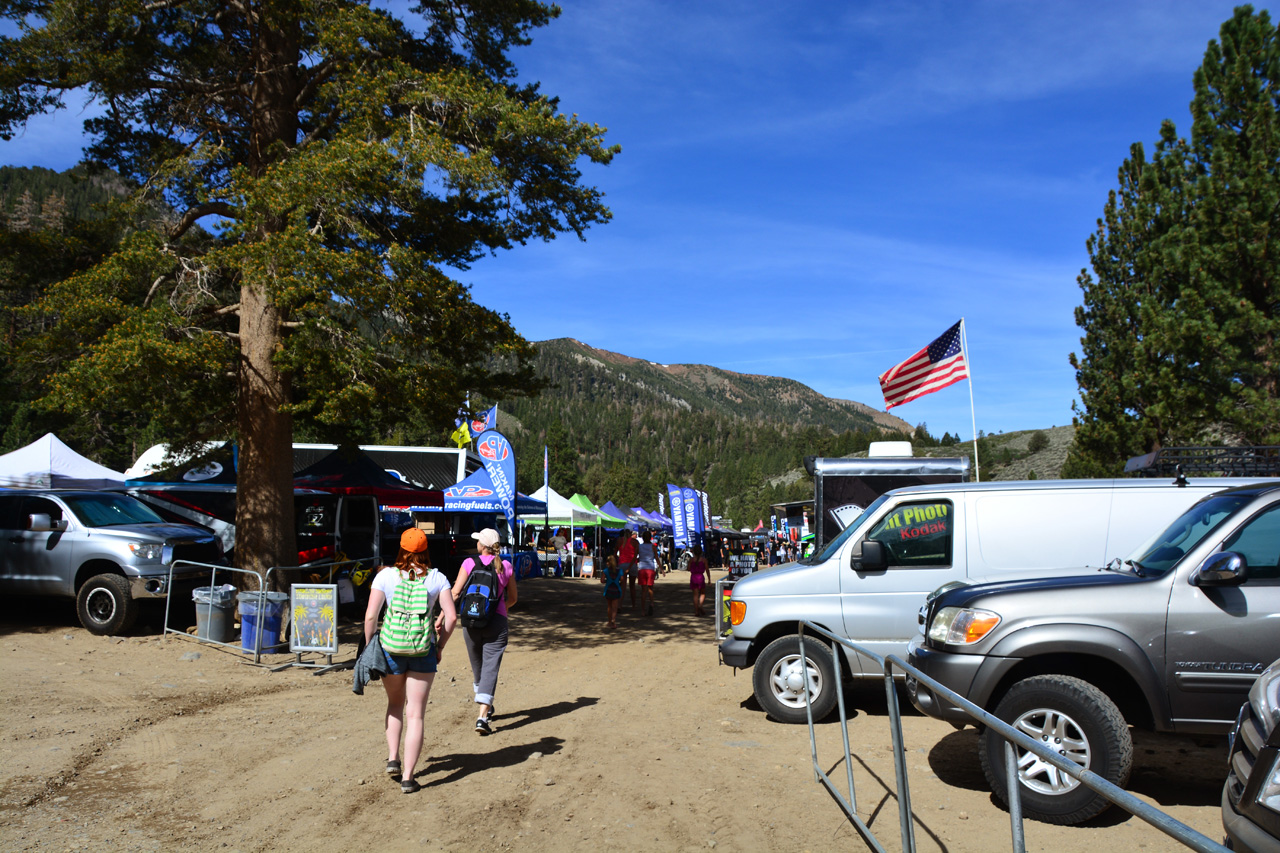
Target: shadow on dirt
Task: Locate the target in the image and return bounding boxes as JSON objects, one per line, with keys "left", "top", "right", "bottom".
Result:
{"left": 420, "top": 735, "right": 566, "bottom": 787}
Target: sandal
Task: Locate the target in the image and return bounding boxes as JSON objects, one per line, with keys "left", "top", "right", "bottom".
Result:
{"left": 385, "top": 759, "right": 401, "bottom": 777}
{"left": 401, "top": 778, "right": 421, "bottom": 794}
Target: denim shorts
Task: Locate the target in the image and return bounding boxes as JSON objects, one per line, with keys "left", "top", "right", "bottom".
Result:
{"left": 382, "top": 646, "right": 438, "bottom": 674}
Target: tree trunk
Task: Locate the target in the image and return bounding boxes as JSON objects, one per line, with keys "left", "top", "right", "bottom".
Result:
{"left": 232, "top": 9, "right": 302, "bottom": 590}
{"left": 235, "top": 281, "right": 296, "bottom": 589}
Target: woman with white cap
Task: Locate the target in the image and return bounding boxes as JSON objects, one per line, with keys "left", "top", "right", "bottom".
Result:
{"left": 451, "top": 527, "right": 517, "bottom": 734}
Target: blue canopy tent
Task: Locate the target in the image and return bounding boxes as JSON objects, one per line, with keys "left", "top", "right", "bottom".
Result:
{"left": 599, "top": 500, "right": 652, "bottom": 531}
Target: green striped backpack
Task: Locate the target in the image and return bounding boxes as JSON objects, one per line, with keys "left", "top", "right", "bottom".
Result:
{"left": 379, "top": 572, "right": 436, "bottom": 656}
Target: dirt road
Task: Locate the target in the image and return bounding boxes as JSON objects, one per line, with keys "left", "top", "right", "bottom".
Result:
{"left": 0, "top": 571, "right": 1229, "bottom": 852}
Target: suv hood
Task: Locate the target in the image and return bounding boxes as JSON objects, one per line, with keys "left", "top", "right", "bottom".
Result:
{"left": 938, "top": 569, "right": 1146, "bottom": 610}
{"left": 82, "top": 523, "right": 217, "bottom": 544}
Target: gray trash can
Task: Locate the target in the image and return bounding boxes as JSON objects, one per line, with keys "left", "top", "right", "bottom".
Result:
{"left": 192, "top": 586, "right": 236, "bottom": 643}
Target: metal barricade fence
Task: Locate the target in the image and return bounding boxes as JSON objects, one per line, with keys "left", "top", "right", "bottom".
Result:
{"left": 795, "top": 621, "right": 1229, "bottom": 853}
{"left": 162, "top": 561, "right": 267, "bottom": 661}
{"left": 163, "top": 556, "right": 375, "bottom": 666}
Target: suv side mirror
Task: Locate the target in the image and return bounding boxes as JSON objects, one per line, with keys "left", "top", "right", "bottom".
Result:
{"left": 1191, "top": 551, "right": 1248, "bottom": 587}
{"left": 852, "top": 540, "right": 888, "bottom": 572}
{"left": 27, "top": 513, "right": 67, "bottom": 533}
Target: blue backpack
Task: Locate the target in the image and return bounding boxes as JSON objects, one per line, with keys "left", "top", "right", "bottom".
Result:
{"left": 459, "top": 557, "right": 503, "bottom": 628}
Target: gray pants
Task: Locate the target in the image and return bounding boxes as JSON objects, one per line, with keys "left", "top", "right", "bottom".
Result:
{"left": 462, "top": 612, "right": 509, "bottom": 708}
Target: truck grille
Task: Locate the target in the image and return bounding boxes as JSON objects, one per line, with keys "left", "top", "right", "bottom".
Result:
{"left": 171, "top": 538, "right": 224, "bottom": 566}
{"left": 1227, "top": 700, "right": 1266, "bottom": 806}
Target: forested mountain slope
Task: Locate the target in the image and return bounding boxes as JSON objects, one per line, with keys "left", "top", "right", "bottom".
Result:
{"left": 501, "top": 339, "right": 914, "bottom": 527}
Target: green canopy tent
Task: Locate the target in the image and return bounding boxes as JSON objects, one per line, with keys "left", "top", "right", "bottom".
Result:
{"left": 568, "top": 493, "right": 627, "bottom": 561}
{"left": 569, "top": 494, "right": 627, "bottom": 528}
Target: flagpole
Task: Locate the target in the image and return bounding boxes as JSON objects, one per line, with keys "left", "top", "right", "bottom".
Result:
{"left": 960, "top": 318, "right": 981, "bottom": 483}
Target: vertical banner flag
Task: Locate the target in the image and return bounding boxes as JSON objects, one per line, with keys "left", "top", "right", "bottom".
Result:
{"left": 470, "top": 405, "right": 498, "bottom": 435}
{"left": 476, "top": 430, "right": 516, "bottom": 533}
{"left": 543, "top": 445, "right": 549, "bottom": 530}
{"left": 771, "top": 513, "right": 777, "bottom": 533}
{"left": 683, "top": 487, "right": 702, "bottom": 544}
{"left": 658, "top": 491, "right": 665, "bottom": 516}
{"left": 700, "top": 490, "right": 711, "bottom": 533}
{"left": 666, "top": 484, "right": 688, "bottom": 547}
{"left": 878, "top": 320, "right": 969, "bottom": 410}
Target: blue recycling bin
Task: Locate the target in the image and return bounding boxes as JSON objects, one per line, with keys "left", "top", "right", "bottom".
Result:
{"left": 238, "top": 591, "right": 289, "bottom": 652}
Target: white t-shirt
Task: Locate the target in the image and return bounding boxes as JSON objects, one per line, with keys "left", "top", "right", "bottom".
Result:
{"left": 372, "top": 566, "right": 449, "bottom": 614}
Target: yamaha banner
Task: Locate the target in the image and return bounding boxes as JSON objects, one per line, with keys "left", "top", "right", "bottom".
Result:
{"left": 667, "top": 483, "right": 688, "bottom": 547}
{"left": 682, "top": 487, "right": 702, "bottom": 539}
{"left": 476, "top": 430, "right": 516, "bottom": 533}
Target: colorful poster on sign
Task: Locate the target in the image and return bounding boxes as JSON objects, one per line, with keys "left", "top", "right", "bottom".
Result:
{"left": 475, "top": 430, "right": 516, "bottom": 533}
{"left": 289, "top": 584, "right": 339, "bottom": 654}
{"left": 667, "top": 483, "right": 688, "bottom": 547}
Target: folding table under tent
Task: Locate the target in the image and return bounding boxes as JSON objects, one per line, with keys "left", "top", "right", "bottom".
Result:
{"left": 0, "top": 433, "right": 127, "bottom": 490}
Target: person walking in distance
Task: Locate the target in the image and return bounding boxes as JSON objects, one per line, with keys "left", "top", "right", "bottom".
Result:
{"left": 617, "top": 529, "right": 639, "bottom": 610}
{"left": 451, "top": 528, "right": 516, "bottom": 735}
{"left": 600, "top": 554, "right": 623, "bottom": 629}
{"left": 363, "top": 528, "right": 456, "bottom": 794}
{"left": 688, "top": 544, "right": 712, "bottom": 617}
{"left": 636, "top": 529, "right": 658, "bottom": 616}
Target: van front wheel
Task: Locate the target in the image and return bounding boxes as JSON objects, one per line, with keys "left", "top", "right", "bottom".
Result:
{"left": 752, "top": 635, "right": 837, "bottom": 723}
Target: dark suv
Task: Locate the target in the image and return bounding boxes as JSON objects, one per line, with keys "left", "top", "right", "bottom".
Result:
{"left": 907, "top": 483, "right": 1280, "bottom": 825}
{"left": 1224, "top": 658, "right": 1280, "bottom": 852}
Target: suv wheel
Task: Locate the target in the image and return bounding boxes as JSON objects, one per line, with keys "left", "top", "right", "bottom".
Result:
{"left": 752, "top": 635, "right": 837, "bottom": 723}
{"left": 76, "top": 573, "right": 138, "bottom": 636}
{"left": 979, "top": 674, "right": 1132, "bottom": 825}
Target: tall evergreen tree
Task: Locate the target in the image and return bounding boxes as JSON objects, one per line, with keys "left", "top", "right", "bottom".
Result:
{"left": 0, "top": 1, "right": 617, "bottom": 575}
{"left": 1067, "top": 7, "right": 1280, "bottom": 476}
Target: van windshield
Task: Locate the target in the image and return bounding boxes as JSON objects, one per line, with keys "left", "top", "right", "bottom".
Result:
{"left": 1123, "top": 493, "right": 1250, "bottom": 576}
{"left": 812, "top": 493, "right": 892, "bottom": 563}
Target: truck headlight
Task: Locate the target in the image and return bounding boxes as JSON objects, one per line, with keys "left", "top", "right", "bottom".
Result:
{"left": 1249, "top": 660, "right": 1280, "bottom": 731}
{"left": 128, "top": 543, "right": 164, "bottom": 560}
{"left": 1257, "top": 754, "right": 1280, "bottom": 814}
{"left": 927, "top": 606, "right": 1001, "bottom": 645}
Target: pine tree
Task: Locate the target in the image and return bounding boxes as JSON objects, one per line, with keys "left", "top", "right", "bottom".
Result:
{"left": 1067, "top": 7, "right": 1280, "bottom": 476}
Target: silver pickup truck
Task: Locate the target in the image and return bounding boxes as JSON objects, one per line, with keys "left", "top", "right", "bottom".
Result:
{"left": 0, "top": 490, "right": 223, "bottom": 634}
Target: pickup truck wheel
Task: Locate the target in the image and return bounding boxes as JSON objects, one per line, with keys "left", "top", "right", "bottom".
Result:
{"left": 980, "top": 674, "right": 1132, "bottom": 825}
{"left": 752, "top": 635, "right": 837, "bottom": 723}
{"left": 76, "top": 573, "right": 138, "bottom": 636}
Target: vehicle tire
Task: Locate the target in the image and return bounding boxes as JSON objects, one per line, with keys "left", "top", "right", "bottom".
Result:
{"left": 979, "top": 674, "right": 1132, "bottom": 825}
{"left": 76, "top": 573, "right": 138, "bottom": 636}
{"left": 752, "top": 635, "right": 838, "bottom": 724}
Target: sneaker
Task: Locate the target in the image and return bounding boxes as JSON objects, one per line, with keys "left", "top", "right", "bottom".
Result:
{"left": 385, "top": 759, "right": 401, "bottom": 777}
{"left": 400, "top": 778, "right": 421, "bottom": 794}
{"left": 475, "top": 717, "right": 492, "bottom": 735}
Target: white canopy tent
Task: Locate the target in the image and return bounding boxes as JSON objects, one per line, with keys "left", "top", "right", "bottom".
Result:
{"left": 522, "top": 485, "right": 598, "bottom": 527}
{"left": 0, "top": 433, "right": 127, "bottom": 490}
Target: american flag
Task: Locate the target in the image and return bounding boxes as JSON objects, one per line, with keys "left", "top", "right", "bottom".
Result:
{"left": 879, "top": 320, "right": 969, "bottom": 409}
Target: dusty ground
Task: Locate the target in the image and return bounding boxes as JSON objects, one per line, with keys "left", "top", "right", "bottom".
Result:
{"left": 1, "top": 570, "right": 1230, "bottom": 852}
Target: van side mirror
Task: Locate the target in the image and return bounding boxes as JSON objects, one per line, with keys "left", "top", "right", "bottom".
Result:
{"left": 27, "top": 513, "right": 67, "bottom": 533}
{"left": 1191, "top": 551, "right": 1248, "bottom": 587}
{"left": 852, "top": 540, "right": 887, "bottom": 572}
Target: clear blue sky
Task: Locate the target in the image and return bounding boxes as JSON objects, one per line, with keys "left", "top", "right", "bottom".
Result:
{"left": 1, "top": 1, "right": 1261, "bottom": 441}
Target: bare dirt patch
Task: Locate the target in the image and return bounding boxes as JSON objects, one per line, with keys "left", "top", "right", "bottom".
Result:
{"left": 0, "top": 572, "right": 1226, "bottom": 852}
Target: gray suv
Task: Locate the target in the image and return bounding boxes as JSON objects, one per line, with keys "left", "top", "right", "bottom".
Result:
{"left": 0, "top": 490, "right": 224, "bottom": 635}
{"left": 907, "top": 483, "right": 1280, "bottom": 825}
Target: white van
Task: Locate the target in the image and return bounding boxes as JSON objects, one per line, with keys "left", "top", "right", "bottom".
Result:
{"left": 718, "top": 476, "right": 1273, "bottom": 722}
